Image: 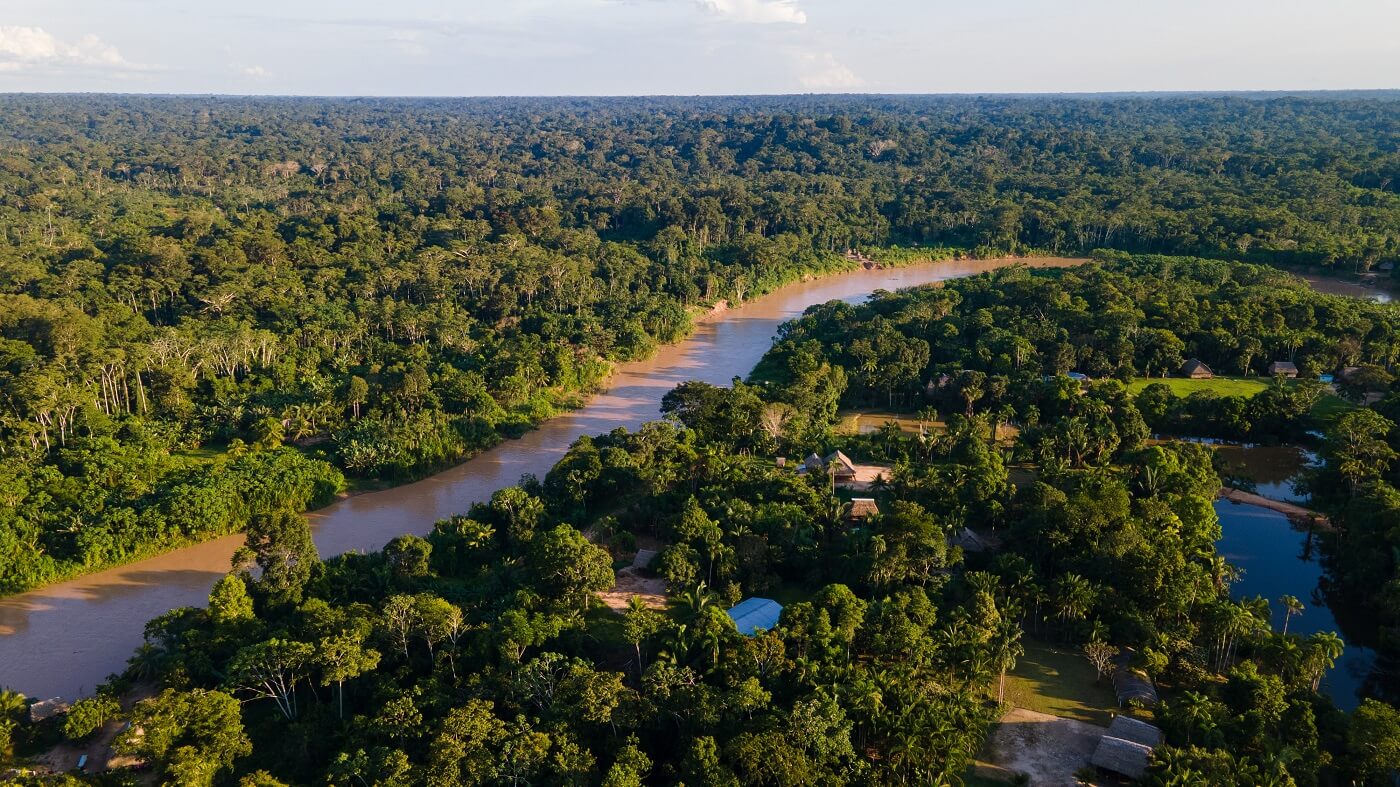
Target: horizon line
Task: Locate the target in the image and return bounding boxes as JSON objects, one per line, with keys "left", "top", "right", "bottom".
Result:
{"left": 1, "top": 88, "right": 1399, "bottom": 101}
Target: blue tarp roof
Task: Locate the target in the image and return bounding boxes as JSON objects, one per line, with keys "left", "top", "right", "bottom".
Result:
{"left": 727, "top": 597, "right": 783, "bottom": 636}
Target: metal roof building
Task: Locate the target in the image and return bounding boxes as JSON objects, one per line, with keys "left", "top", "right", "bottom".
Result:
{"left": 727, "top": 597, "right": 783, "bottom": 636}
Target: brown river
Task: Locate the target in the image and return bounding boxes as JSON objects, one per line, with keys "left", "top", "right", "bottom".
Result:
{"left": 0, "top": 257, "right": 1085, "bottom": 702}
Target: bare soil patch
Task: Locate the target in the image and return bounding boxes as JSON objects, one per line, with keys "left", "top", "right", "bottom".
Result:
{"left": 598, "top": 541, "right": 668, "bottom": 613}
{"left": 982, "top": 707, "right": 1106, "bottom": 786}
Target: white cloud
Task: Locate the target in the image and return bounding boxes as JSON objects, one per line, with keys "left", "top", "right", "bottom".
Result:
{"left": 386, "top": 30, "right": 429, "bottom": 58}
{"left": 793, "top": 51, "right": 862, "bottom": 90}
{"left": 696, "top": 0, "right": 807, "bottom": 25}
{"left": 242, "top": 65, "right": 270, "bottom": 78}
{"left": 0, "top": 25, "right": 137, "bottom": 71}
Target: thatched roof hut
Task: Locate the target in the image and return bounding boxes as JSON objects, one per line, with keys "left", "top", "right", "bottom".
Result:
{"left": 848, "top": 498, "right": 880, "bottom": 521}
{"left": 1091, "top": 736, "right": 1154, "bottom": 780}
{"left": 1106, "top": 715, "right": 1163, "bottom": 747}
{"left": 1112, "top": 666, "right": 1159, "bottom": 707}
{"left": 1181, "top": 358, "right": 1213, "bottom": 379}
{"left": 823, "top": 451, "right": 857, "bottom": 480}
{"left": 1269, "top": 361, "right": 1299, "bottom": 378}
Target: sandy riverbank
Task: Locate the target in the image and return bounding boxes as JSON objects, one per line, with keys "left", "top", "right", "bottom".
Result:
{"left": 1219, "top": 487, "right": 1329, "bottom": 528}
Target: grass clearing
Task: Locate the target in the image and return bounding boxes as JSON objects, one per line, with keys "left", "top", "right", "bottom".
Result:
{"left": 1126, "top": 375, "right": 1271, "bottom": 398}
{"left": 1000, "top": 637, "right": 1120, "bottom": 726}
{"left": 835, "top": 410, "right": 938, "bottom": 435}
{"left": 1126, "top": 375, "right": 1352, "bottom": 423}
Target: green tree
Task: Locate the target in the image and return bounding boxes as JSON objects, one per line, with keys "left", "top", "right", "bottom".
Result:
{"left": 528, "top": 525, "right": 615, "bottom": 612}
{"left": 62, "top": 695, "right": 120, "bottom": 740}
{"left": 208, "top": 573, "right": 255, "bottom": 625}
{"left": 227, "top": 638, "right": 315, "bottom": 719}
{"left": 235, "top": 509, "right": 320, "bottom": 606}
{"left": 316, "top": 632, "right": 381, "bottom": 718}
{"left": 1348, "top": 699, "right": 1400, "bottom": 784}
{"left": 114, "top": 688, "right": 251, "bottom": 787}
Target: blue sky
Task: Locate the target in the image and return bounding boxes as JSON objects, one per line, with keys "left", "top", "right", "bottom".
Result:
{"left": 2, "top": 0, "right": 1397, "bottom": 95}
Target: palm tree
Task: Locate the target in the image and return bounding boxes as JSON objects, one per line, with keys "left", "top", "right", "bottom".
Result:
{"left": 1262, "top": 636, "right": 1304, "bottom": 684}
{"left": 1304, "top": 631, "right": 1345, "bottom": 692}
{"left": 1279, "top": 595, "right": 1304, "bottom": 635}
{"left": 1242, "top": 595, "right": 1272, "bottom": 629}
{"left": 671, "top": 582, "right": 712, "bottom": 624}
{"left": 1176, "top": 691, "right": 1213, "bottom": 746}
{"left": 1206, "top": 555, "right": 1242, "bottom": 594}
{"left": 1051, "top": 573, "right": 1094, "bottom": 638}
{"left": 990, "top": 616, "right": 1024, "bottom": 705}
{"left": 0, "top": 689, "right": 27, "bottom": 722}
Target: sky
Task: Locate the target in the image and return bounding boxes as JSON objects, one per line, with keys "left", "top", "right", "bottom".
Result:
{"left": 1, "top": 0, "right": 1397, "bottom": 95}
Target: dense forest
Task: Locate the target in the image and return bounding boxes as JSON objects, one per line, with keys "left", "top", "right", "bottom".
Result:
{"left": 3, "top": 94, "right": 1400, "bottom": 594}
{"left": 755, "top": 252, "right": 1398, "bottom": 444}
{"left": 8, "top": 255, "right": 1400, "bottom": 785}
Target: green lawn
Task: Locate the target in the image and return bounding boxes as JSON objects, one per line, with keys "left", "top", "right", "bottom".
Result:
{"left": 1126, "top": 375, "right": 1352, "bottom": 423}
{"left": 1126, "top": 375, "right": 1272, "bottom": 398}
{"left": 1000, "top": 638, "right": 1120, "bottom": 726}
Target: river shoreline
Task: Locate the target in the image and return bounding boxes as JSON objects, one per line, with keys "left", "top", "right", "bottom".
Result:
{"left": 0, "top": 252, "right": 985, "bottom": 602}
{"left": 0, "top": 255, "right": 1087, "bottom": 702}
{"left": 1218, "top": 487, "right": 1330, "bottom": 529}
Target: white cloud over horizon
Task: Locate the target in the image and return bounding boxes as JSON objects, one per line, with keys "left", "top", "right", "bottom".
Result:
{"left": 0, "top": 1, "right": 1396, "bottom": 95}
{"left": 793, "top": 50, "right": 861, "bottom": 90}
{"left": 0, "top": 25, "right": 140, "bottom": 73}
{"left": 696, "top": 0, "right": 807, "bottom": 25}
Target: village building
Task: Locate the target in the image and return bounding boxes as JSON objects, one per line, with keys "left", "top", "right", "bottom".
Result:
{"left": 847, "top": 498, "right": 880, "bottom": 522}
{"left": 1090, "top": 735, "right": 1154, "bottom": 780}
{"left": 1269, "top": 360, "right": 1299, "bottom": 378}
{"left": 1111, "top": 663, "right": 1159, "bottom": 708}
{"left": 726, "top": 597, "right": 783, "bottom": 636}
{"left": 1181, "top": 358, "right": 1213, "bottom": 379}
{"left": 28, "top": 697, "right": 68, "bottom": 723}
{"left": 1089, "top": 716, "right": 1163, "bottom": 780}
{"left": 822, "top": 450, "right": 858, "bottom": 484}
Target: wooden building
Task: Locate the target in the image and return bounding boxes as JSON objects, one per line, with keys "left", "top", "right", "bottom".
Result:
{"left": 1181, "top": 358, "right": 1213, "bottom": 379}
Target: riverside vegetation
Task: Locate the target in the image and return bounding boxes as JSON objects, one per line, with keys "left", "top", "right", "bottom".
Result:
{"left": 4, "top": 94, "right": 1400, "bottom": 594}
{"left": 5, "top": 255, "right": 1400, "bottom": 784}
{"left": 3, "top": 93, "right": 1400, "bottom": 785}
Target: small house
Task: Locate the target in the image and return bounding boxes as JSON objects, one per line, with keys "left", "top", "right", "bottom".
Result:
{"left": 1089, "top": 717, "right": 1162, "bottom": 780}
{"left": 848, "top": 498, "right": 880, "bottom": 522}
{"left": 1181, "top": 359, "right": 1213, "bottom": 379}
{"left": 1269, "top": 361, "right": 1299, "bottom": 378}
{"left": 802, "top": 453, "right": 824, "bottom": 474}
{"left": 823, "top": 451, "right": 858, "bottom": 483}
{"left": 28, "top": 698, "right": 68, "bottom": 723}
{"left": 1112, "top": 666, "right": 1159, "bottom": 707}
{"left": 1065, "top": 371, "right": 1091, "bottom": 382}
{"left": 1090, "top": 736, "right": 1154, "bottom": 780}
{"left": 727, "top": 597, "right": 783, "bottom": 636}
{"left": 1105, "top": 715, "right": 1163, "bottom": 747}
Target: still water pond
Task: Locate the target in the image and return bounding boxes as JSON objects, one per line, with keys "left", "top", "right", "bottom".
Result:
{"left": 1212, "top": 443, "right": 1374, "bottom": 710}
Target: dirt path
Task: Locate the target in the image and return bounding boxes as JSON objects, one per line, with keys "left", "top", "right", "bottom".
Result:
{"left": 982, "top": 707, "right": 1106, "bottom": 786}
{"left": 33, "top": 683, "right": 155, "bottom": 775}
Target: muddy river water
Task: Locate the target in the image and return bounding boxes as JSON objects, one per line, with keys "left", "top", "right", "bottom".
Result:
{"left": 0, "top": 257, "right": 1085, "bottom": 702}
